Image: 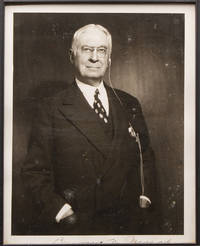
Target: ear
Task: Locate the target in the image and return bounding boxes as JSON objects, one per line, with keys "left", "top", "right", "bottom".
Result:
{"left": 108, "top": 58, "right": 111, "bottom": 67}
{"left": 69, "top": 49, "right": 74, "bottom": 64}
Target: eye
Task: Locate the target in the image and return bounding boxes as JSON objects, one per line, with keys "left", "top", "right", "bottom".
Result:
{"left": 82, "top": 47, "right": 93, "bottom": 52}
{"left": 98, "top": 48, "right": 106, "bottom": 54}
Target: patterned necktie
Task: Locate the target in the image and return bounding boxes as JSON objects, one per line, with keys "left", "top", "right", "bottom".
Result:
{"left": 93, "top": 89, "right": 109, "bottom": 124}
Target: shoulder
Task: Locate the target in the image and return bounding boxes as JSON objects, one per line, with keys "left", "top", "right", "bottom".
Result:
{"left": 38, "top": 83, "right": 73, "bottom": 108}
{"left": 115, "top": 88, "right": 139, "bottom": 103}
{"left": 106, "top": 85, "right": 141, "bottom": 110}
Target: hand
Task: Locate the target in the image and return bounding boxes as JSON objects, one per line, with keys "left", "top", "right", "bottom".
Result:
{"left": 55, "top": 204, "right": 74, "bottom": 223}
{"left": 63, "top": 207, "right": 74, "bottom": 218}
{"left": 59, "top": 212, "right": 78, "bottom": 226}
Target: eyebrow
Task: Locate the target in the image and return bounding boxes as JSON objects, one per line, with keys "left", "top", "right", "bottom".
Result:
{"left": 81, "top": 45, "right": 108, "bottom": 48}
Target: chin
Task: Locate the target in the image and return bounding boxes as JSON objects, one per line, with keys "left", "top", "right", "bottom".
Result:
{"left": 80, "top": 76, "right": 103, "bottom": 85}
{"left": 85, "top": 71, "right": 103, "bottom": 77}
{"left": 87, "top": 77, "right": 103, "bottom": 82}
{"left": 82, "top": 73, "right": 104, "bottom": 80}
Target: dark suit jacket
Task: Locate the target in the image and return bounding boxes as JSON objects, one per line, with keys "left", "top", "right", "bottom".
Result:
{"left": 21, "top": 82, "right": 159, "bottom": 235}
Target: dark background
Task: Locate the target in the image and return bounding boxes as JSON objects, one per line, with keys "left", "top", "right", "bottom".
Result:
{"left": 12, "top": 13, "right": 184, "bottom": 234}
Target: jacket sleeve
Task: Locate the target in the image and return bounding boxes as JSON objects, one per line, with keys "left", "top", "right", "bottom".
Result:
{"left": 21, "top": 99, "right": 66, "bottom": 224}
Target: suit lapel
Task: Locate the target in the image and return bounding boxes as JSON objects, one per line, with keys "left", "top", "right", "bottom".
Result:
{"left": 100, "top": 85, "right": 129, "bottom": 176}
{"left": 107, "top": 86, "right": 128, "bottom": 145}
{"left": 57, "top": 82, "right": 111, "bottom": 157}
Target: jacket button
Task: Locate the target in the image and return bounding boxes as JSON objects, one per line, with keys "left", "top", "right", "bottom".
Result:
{"left": 82, "top": 152, "right": 88, "bottom": 161}
{"left": 96, "top": 177, "right": 101, "bottom": 185}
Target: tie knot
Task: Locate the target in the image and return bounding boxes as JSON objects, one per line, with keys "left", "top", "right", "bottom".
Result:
{"left": 94, "top": 89, "right": 100, "bottom": 99}
{"left": 95, "top": 89, "right": 99, "bottom": 96}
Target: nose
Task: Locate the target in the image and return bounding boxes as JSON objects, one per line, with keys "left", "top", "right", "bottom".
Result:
{"left": 89, "top": 49, "right": 98, "bottom": 62}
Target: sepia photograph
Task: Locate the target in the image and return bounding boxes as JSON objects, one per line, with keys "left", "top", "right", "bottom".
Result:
{"left": 3, "top": 3, "right": 196, "bottom": 244}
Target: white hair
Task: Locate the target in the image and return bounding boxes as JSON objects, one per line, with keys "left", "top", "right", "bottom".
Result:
{"left": 71, "top": 24, "right": 112, "bottom": 57}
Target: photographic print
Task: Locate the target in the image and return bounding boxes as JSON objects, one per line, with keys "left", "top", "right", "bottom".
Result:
{"left": 3, "top": 3, "right": 196, "bottom": 244}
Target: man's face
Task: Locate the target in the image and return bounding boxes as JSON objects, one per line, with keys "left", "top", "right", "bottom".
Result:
{"left": 72, "top": 28, "right": 110, "bottom": 86}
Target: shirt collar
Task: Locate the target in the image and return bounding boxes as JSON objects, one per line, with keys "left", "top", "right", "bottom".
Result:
{"left": 75, "top": 78, "right": 106, "bottom": 96}
{"left": 75, "top": 77, "right": 109, "bottom": 115}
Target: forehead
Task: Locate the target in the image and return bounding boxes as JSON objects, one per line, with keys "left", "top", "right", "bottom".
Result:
{"left": 77, "top": 28, "right": 109, "bottom": 47}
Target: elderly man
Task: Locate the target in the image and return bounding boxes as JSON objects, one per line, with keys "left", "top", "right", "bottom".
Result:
{"left": 22, "top": 24, "right": 158, "bottom": 235}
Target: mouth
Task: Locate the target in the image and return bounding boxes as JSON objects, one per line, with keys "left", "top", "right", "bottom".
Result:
{"left": 86, "top": 66, "right": 101, "bottom": 69}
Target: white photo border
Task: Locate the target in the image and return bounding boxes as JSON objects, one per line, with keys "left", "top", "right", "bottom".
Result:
{"left": 3, "top": 3, "right": 196, "bottom": 244}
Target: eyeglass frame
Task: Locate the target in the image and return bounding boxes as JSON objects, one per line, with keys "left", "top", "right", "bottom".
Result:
{"left": 80, "top": 45, "right": 108, "bottom": 58}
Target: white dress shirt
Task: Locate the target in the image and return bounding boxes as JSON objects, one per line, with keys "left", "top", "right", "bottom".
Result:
{"left": 55, "top": 78, "right": 110, "bottom": 223}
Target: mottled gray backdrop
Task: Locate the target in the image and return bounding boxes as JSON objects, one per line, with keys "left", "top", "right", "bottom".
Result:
{"left": 12, "top": 13, "right": 184, "bottom": 234}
